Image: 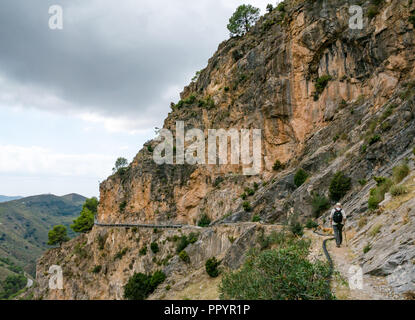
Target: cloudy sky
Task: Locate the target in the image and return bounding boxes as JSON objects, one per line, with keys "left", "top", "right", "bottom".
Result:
{"left": 0, "top": 0, "right": 273, "bottom": 198}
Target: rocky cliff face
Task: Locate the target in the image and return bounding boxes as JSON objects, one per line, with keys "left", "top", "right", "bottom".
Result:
{"left": 35, "top": 0, "right": 415, "bottom": 299}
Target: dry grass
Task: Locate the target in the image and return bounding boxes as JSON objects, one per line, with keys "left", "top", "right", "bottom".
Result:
{"left": 369, "top": 224, "right": 382, "bottom": 237}
{"left": 358, "top": 217, "right": 368, "bottom": 229}
{"left": 402, "top": 211, "right": 410, "bottom": 225}
{"left": 385, "top": 176, "right": 415, "bottom": 211}
{"left": 164, "top": 272, "right": 222, "bottom": 300}
{"left": 403, "top": 292, "right": 415, "bottom": 300}
{"left": 332, "top": 273, "right": 351, "bottom": 300}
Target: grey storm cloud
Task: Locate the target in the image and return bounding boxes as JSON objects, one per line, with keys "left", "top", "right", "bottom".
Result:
{"left": 0, "top": 0, "right": 251, "bottom": 121}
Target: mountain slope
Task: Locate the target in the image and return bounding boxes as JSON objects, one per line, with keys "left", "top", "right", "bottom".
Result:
{"left": 0, "top": 194, "right": 86, "bottom": 278}
{"left": 0, "top": 196, "right": 23, "bottom": 203}
{"left": 34, "top": 0, "right": 415, "bottom": 300}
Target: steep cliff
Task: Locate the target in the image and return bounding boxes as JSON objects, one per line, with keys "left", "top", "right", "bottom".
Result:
{"left": 35, "top": 0, "right": 415, "bottom": 300}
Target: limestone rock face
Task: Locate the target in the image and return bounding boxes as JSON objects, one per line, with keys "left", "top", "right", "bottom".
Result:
{"left": 35, "top": 0, "right": 415, "bottom": 299}
{"left": 97, "top": 0, "right": 415, "bottom": 226}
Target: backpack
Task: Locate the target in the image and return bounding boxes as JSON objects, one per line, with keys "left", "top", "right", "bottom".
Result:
{"left": 333, "top": 208, "right": 343, "bottom": 224}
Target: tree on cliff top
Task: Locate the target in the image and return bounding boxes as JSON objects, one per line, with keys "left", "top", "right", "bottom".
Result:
{"left": 48, "top": 225, "right": 69, "bottom": 247}
{"left": 227, "top": 4, "right": 260, "bottom": 37}
{"left": 112, "top": 157, "right": 128, "bottom": 174}
{"left": 71, "top": 197, "right": 98, "bottom": 233}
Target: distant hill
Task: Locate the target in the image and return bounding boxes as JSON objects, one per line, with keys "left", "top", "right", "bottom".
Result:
{"left": 0, "top": 194, "right": 86, "bottom": 279}
{"left": 0, "top": 196, "right": 23, "bottom": 203}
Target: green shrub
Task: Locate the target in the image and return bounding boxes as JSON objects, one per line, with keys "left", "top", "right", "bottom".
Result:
{"left": 176, "top": 236, "right": 190, "bottom": 253}
{"left": 314, "top": 75, "right": 333, "bottom": 99}
{"left": 252, "top": 215, "right": 261, "bottom": 222}
{"left": 205, "top": 257, "right": 221, "bottom": 278}
{"left": 48, "top": 225, "right": 69, "bottom": 246}
{"left": 371, "top": 0, "right": 384, "bottom": 5}
{"left": 294, "top": 169, "right": 309, "bottom": 188}
{"left": 198, "top": 214, "right": 211, "bottom": 227}
{"left": 73, "top": 243, "right": 88, "bottom": 259}
{"left": 114, "top": 248, "right": 128, "bottom": 260}
{"left": 368, "top": 178, "right": 393, "bottom": 210}
{"left": 311, "top": 193, "right": 330, "bottom": 218}
{"left": 241, "top": 193, "right": 247, "bottom": 200}
{"left": 374, "top": 176, "right": 387, "bottom": 185}
{"left": 367, "top": 7, "right": 377, "bottom": 18}
{"left": 0, "top": 274, "right": 27, "bottom": 299}
{"left": 368, "top": 135, "right": 381, "bottom": 145}
{"left": 150, "top": 242, "right": 159, "bottom": 254}
{"left": 175, "top": 94, "right": 197, "bottom": 109}
{"left": 290, "top": 220, "right": 304, "bottom": 237}
{"left": 175, "top": 232, "right": 198, "bottom": 254}
{"left": 187, "top": 232, "right": 199, "bottom": 244}
{"left": 242, "top": 201, "right": 252, "bottom": 212}
{"left": 245, "top": 188, "right": 255, "bottom": 196}
{"left": 390, "top": 185, "right": 408, "bottom": 197}
{"left": 363, "top": 243, "right": 372, "bottom": 254}
{"left": 358, "top": 179, "right": 367, "bottom": 186}
{"left": 276, "top": 2, "right": 285, "bottom": 12}
{"left": 368, "top": 190, "right": 383, "bottom": 210}
{"left": 305, "top": 219, "right": 319, "bottom": 229}
{"left": 329, "top": 172, "right": 352, "bottom": 201}
{"left": 380, "top": 121, "right": 392, "bottom": 132}
{"left": 273, "top": 160, "right": 284, "bottom": 171}
{"left": 71, "top": 197, "right": 98, "bottom": 234}
{"left": 219, "top": 240, "right": 333, "bottom": 300}
{"left": 380, "top": 105, "right": 394, "bottom": 121}
{"left": 92, "top": 265, "right": 102, "bottom": 274}
{"left": 149, "top": 270, "right": 166, "bottom": 289}
{"left": 367, "top": 4, "right": 380, "bottom": 19}
{"left": 124, "top": 273, "right": 150, "bottom": 300}
{"left": 316, "top": 75, "right": 332, "bottom": 94}
{"left": 139, "top": 246, "right": 147, "bottom": 256}
{"left": 179, "top": 250, "right": 190, "bottom": 263}
{"left": 370, "top": 224, "right": 382, "bottom": 237}
{"left": 119, "top": 200, "right": 127, "bottom": 212}
{"left": 123, "top": 271, "right": 166, "bottom": 300}
{"left": 213, "top": 176, "right": 224, "bottom": 188}
{"left": 97, "top": 234, "right": 106, "bottom": 250}
{"left": 257, "top": 231, "right": 288, "bottom": 250}
{"left": 392, "top": 163, "right": 410, "bottom": 184}
{"left": 410, "top": 15, "right": 415, "bottom": 27}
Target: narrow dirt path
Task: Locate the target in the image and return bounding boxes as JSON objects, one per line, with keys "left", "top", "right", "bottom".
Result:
{"left": 307, "top": 229, "right": 400, "bottom": 300}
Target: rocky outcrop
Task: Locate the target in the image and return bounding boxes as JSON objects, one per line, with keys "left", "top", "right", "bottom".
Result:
{"left": 35, "top": 0, "right": 415, "bottom": 299}
{"left": 34, "top": 223, "right": 281, "bottom": 300}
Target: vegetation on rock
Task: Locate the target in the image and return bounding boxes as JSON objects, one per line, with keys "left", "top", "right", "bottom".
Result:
{"left": 227, "top": 4, "right": 260, "bottom": 37}
{"left": 329, "top": 172, "right": 352, "bottom": 202}
{"left": 294, "top": 169, "right": 308, "bottom": 188}
{"left": 124, "top": 271, "right": 166, "bottom": 300}
{"left": 219, "top": 238, "right": 333, "bottom": 300}
{"left": 205, "top": 257, "right": 220, "bottom": 278}
{"left": 71, "top": 197, "right": 98, "bottom": 234}
{"left": 47, "top": 225, "right": 69, "bottom": 247}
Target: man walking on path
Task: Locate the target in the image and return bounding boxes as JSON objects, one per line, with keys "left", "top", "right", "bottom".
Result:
{"left": 330, "top": 203, "right": 347, "bottom": 247}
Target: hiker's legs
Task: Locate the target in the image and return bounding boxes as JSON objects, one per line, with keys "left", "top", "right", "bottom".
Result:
{"left": 333, "top": 225, "right": 341, "bottom": 246}
{"left": 338, "top": 224, "right": 343, "bottom": 245}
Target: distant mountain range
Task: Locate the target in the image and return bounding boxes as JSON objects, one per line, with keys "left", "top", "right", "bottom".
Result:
{"left": 0, "top": 196, "right": 23, "bottom": 203}
{"left": 0, "top": 193, "right": 86, "bottom": 281}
